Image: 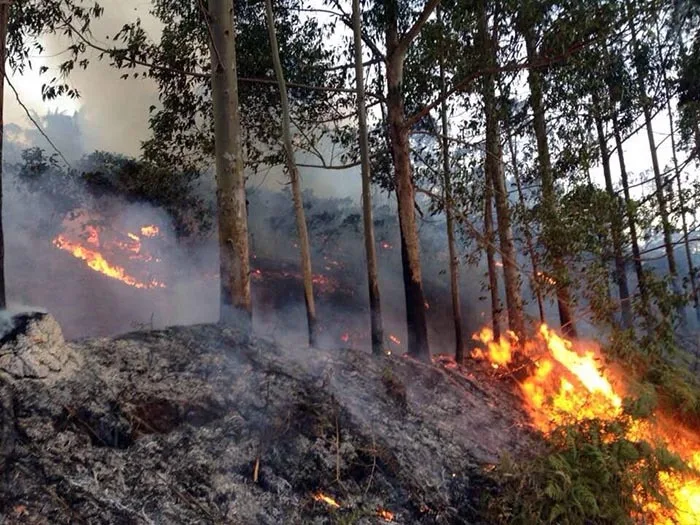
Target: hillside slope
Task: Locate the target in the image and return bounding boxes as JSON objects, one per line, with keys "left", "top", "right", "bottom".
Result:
{"left": 0, "top": 312, "right": 537, "bottom": 524}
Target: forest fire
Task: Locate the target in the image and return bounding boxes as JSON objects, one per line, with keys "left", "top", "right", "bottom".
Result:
{"left": 52, "top": 211, "right": 165, "bottom": 289}
{"left": 376, "top": 508, "right": 394, "bottom": 521}
{"left": 312, "top": 492, "right": 340, "bottom": 508}
{"left": 470, "top": 324, "right": 700, "bottom": 524}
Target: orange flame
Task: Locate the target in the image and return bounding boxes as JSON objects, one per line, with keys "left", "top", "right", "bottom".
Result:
{"left": 53, "top": 235, "right": 164, "bottom": 289}
{"left": 389, "top": 334, "right": 401, "bottom": 346}
{"left": 312, "top": 492, "right": 340, "bottom": 508}
{"left": 377, "top": 508, "right": 394, "bottom": 521}
{"left": 470, "top": 327, "right": 515, "bottom": 368}
{"left": 52, "top": 212, "right": 165, "bottom": 289}
{"left": 140, "top": 225, "right": 160, "bottom": 237}
{"left": 470, "top": 323, "right": 700, "bottom": 523}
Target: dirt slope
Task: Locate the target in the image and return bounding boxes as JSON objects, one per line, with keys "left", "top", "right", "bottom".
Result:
{"left": 0, "top": 312, "right": 537, "bottom": 524}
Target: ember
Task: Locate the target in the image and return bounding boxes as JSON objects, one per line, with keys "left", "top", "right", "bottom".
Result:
{"left": 140, "top": 225, "right": 160, "bottom": 237}
{"left": 471, "top": 324, "right": 700, "bottom": 523}
{"left": 377, "top": 508, "right": 394, "bottom": 521}
{"left": 388, "top": 334, "right": 401, "bottom": 346}
{"left": 312, "top": 492, "right": 340, "bottom": 508}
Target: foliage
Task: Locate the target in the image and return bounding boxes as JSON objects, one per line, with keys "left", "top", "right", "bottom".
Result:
{"left": 14, "top": 147, "right": 213, "bottom": 238}
{"left": 484, "top": 416, "right": 688, "bottom": 524}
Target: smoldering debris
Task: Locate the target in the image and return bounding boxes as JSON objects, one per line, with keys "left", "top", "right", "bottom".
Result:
{"left": 0, "top": 313, "right": 536, "bottom": 524}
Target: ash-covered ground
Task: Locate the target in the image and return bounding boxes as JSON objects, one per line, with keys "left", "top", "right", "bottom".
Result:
{"left": 0, "top": 312, "right": 538, "bottom": 524}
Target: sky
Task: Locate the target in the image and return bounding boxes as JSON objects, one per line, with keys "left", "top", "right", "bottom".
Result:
{"left": 2, "top": 0, "right": 693, "bottom": 209}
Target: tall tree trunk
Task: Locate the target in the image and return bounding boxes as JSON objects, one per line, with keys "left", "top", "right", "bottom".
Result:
{"left": 265, "top": 0, "right": 317, "bottom": 346}
{"left": 480, "top": 4, "right": 524, "bottom": 338}
{"left": 209, "top": 0, "right": 250, "bottom": 329}
{"left": 627, "top": 4, "right": 680, "bottom": 304}
{"left": 522, "top": 24, "right": 577, "bottom": 337}
{"left": 592, "top": 96, "right": 633, "bottom": 329}
{"left": 491, "top": 141, "right": 525, "bottom": 338}
{"left": 611, "top": 116, "right": 648, "bottom": 309}
{"left": 385, "top": 2, "right": 430, "bottom": 361}
{"left": 508, "top": 133, "right": 545, "bottom": 324}
{"left": 438, "top": 12, "right": 464, "bottom": 363}
{"left": 658, "top": 48, "right": 700, "bottom": 322}
{"left": 352, "top": 0, "right": 384, "bottom": 354}
{"left": 484, "top": 171, "right": 501, "bottom": 340}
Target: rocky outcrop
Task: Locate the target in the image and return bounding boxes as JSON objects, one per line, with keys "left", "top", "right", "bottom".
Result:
{"left": 0, "top": 313, "right": 537, "bottom": 524}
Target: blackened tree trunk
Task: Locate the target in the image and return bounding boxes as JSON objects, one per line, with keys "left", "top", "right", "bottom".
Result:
{"left": 484, "top": 171, "right": 502, "bottom": 340}
{"left": 384, "top": 0, "right": 437, "bottom": 362}
{"left": 352, "top": 0, "right": 384, "bottom": 354}
{"left": 438, "top": 13, "right": 464, "bottom": 363}
{"left": 508, "top": 133, "right": 545, "bottom": 323}
{"left": 592, "top": 96, "right": 633, "bottom": 329}
{"left": 265, "top": 0, "right": 317, "bottom": 346}
{"left": 522, "top": 24, "right": 577, "bottom": 337}
{"left": 209, "top": 0, "right": 250, "bottom": 328}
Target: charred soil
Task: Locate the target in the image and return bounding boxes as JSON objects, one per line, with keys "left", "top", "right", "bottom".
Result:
{"left": 0, "top": 312, "right": 537, "bottom": 524}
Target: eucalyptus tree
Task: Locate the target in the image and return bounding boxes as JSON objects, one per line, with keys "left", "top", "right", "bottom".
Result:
{"left": 61, "top": 0, "right": 341, "bottom": 331}
{"left": 516, "top": 2, "right": 579, "bottom": 337}
{"left": 624, "top": 0, "right": 681, "bottom": 307}
{"left": 477, "top": 0, "right": 525, "bottom": 339}
{"left": 264, "top": 0, "right": 317, "bottom": 345}
{"left": 352, "top": 0, "right": 385, "bottom": 355}
{"left": 208, "top": 0, "right": 251, "bottom": 328}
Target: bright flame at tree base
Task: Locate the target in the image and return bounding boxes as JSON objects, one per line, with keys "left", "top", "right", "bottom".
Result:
{"left": 471, "top": 323, "right": 700, "bottom": 524}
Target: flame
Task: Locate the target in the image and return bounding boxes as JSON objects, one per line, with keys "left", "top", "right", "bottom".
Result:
{"left": 470, "top": 327, "right": 515, "bottom": 368}
{"left": 389, "top": 334, "right": 401, "bottom": 346}
{"left": 377, "top": 508, "right": 394, "bottom": 521}
{"left": 381, "top": 241, "right": 392, "bottom": 249}
{"left": 53, "top": 235, "right": 164, "bottom": 289}
{"left": 312, "top": 492, "right": 340, "bottom": 508}
{"left": 52, "top": 211, "right": 165, "bottom": 289}
{"left": 140, "top": 225, "right": 160, "bottom": 237}
{"left": 470, "top": 323, "right": 700, "bottom": 523}
{"left": 340, "top": 332, "right": 350, "bottom": 343}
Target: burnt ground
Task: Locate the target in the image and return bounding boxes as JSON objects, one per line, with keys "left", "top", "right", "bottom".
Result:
{"left": 0, "top": 312, "right": 539, "bottom": 524}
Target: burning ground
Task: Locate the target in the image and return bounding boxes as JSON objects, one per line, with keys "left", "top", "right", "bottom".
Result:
{"left": 0, "top": 312, "right": 535, "bottom": 524}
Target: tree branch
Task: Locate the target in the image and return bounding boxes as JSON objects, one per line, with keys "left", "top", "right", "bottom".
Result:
{"left": 404, "top": 34, "right": 600, "bottom": 130}
{"left": 398, "top": 0, "right": 441, "bottom": 55}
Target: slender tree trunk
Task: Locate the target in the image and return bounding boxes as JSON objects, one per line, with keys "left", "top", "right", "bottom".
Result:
{"left": 385, "top": 2, "right": 430, "bottom": 361}
{"left": 659, "top": 54, "right": 700, "bottom": 322}
{"left": 352, "top": 0, "right": 384, "bottom": 354}
{"left": 612, "top": 116, "right": 647, "bottom": 309}
{"left": 480, "top": 0, "right": 524, "bottom": 338}
{"left": 592, "top": 96, "right": 633, "bottom": 329}
{"left": 0, "top": 1, "right": 7, "bottom": 310}
{"left": 627, "top": 4, "right": 680, "bottom": 304}
{"left": 438, "top": 12, "right": 464, "bottom": 363}
{"left": 484, "top": 171, "right": 501, "bottom": 340}
{"left": 522, "top": 25, "right": 577, "bottom": 337}
{"left": 265, "top": 0, "right": 317, "bottom": 346}
{"left": 508, "top": 133, "right": 545, "bottom": 324}
{"left": 209, "top": 0, "right": 250, "bottom": 329}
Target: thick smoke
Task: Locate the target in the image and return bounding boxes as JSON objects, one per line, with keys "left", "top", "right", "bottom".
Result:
{"left": 2, "top": 113, "right": 501, "bottom": 352}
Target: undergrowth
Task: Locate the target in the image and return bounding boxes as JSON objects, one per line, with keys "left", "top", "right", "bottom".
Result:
{"left": 483, "top": 416, "right": 688, "bottom": 524}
